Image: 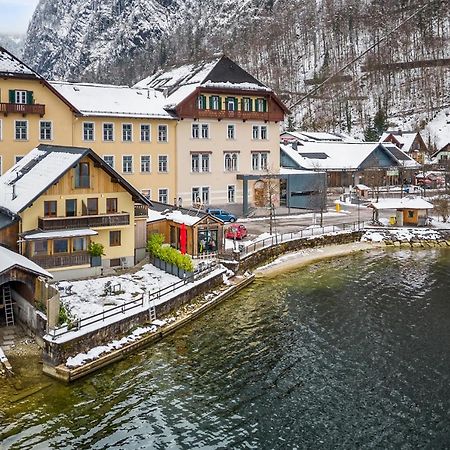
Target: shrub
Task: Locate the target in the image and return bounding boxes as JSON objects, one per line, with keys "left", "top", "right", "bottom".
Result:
{"left": 147, "top": 233, "right": 194, "bottom": 272}
{"left": 88, "top": 241, "right": 105, "bottom": 256}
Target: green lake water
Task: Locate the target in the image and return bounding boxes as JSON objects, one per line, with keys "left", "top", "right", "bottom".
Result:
{"left": 1, "top": 248, "right": 450, "bottom": 449}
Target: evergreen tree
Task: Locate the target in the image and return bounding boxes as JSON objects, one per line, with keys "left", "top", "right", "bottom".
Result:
{"left": 373, "top": 108, "right": 388, "bottom": 136}
{"left": 287, "top": 115, "right": 296, "bottom": 132}
{"left": 364, "top": 119, "right": 379, "bottom": 142}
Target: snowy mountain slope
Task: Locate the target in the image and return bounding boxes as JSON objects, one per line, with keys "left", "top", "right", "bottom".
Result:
{"left": 23, "top": 0, "right": 450, "bottom": 146}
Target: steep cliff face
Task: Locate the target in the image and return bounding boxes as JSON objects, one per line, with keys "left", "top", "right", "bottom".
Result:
{"left": 23, "top": 0, "right": 450, "bottom": 145}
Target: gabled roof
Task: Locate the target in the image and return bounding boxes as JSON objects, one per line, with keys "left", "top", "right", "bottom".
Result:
{"left": 380, "top": 131, "right": 421, "bottom": 152}
{"left": 50, "top": 82, "right": 175, "bottom": 119}
{"left": 281, "top": 142, "right": 419, "bottom": 171}
{"left": 0, "top": 245, "right": 52, "bottom": 279}
{"left": 0, "top": 144, "right": 151, "bottom": 215}
{"left": 134, "top": 55, "right": 288, "bottom": 112}
{"left": 0, "top": 46, "right": 38, "bottom": 78}
{"left": 369, "top": 197, "right": 434, "bottom": 210}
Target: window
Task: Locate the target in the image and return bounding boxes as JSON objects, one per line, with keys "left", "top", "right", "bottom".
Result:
{"left": 74, "top": 162, "right": 90, "bottom": 188}
{"left": 65, "top": 199, "right": 77, "bottom": 217}
{"left": 158, "top": 155, "right": 168, "bottom": 173}
{"left": 15, "top": 156, "right": 23, "bottom": 164}
{"left": 255, "top": 98, "right": 267, "bottom": 112}
{"left": 226, "top": 97, "right": 237, "bottom": 111}
{"left": 15, "top": 120, "right": 28, "bottom": 140}
{"left": 201, "top": 124, "right": 209, "bottom": 139}
{"left": 192, "top": 187, "right": 200, "bottom": 205}
{"left": 141, "top": 189, "right": 151, "bottom": 200}
{"left": 140, "top": 155, "right": 151, "bottom": 173}
{"left": 109, "top": 230, "right": 121, "bottom": 247}
{"left": 197, "top": 95, "right": 206, "bottom": 109}
{"left": 34, "top": 240, "right": 47, "bottom": 255}
{"left": 103, "top": 123, "right": 114, "bottom": 141}
{"left": 227, "top": 124, "right": 235, "bottom": 140}
{"left": 202, "top": 187, "right": 209, "bottom": 205}
{"left": 252, "top": 125, "right": 259, "bottom": 140}
{"left": 72, "top": 237, "right": 86, "bottom": 252}
{"left": 44, "top": 201, "right": 57, "bottom": 217}
{"left": 87, "top": 198, "right": 98, "bottom": 215}
{"left": 140, "top": 124, "right": 150, "bottom": 142}
{"left": 228, "top": 185, "right": 236, "bottom": 203}
{"left": 122, "top": 124, "right": 132, "bottom": 142}
{"left": 40, "top": 121, "right": 52, "bottom": 140}
{"left": 54, "top": 239, "right": 68, "bottom": 253}
{"left": 122, "top": 155, "right": 133, "bottom": 173}
{"left": 106, "top": 198, "right": 118, "bottom": 214}
{"left": 252, "top": 152, "right": 269, "bottom": 170}
{"left": 15, "top": 90, "right": 27, "bottom": 104}
{"left": 158, "top": 188, "right": 168, "bottom": 203}
{"left": 210, "top": 96, "right": 220, "bottom": 110}
{"left": 242, "top": 97, "right": 252, "bottom": 112}
{"left": 191, "top": 153, "right": 210, "bottom": 173}
{"left": 224, "top": 152, "right": 238, "bottom": 172}
{"left": 83, "top": 122, "right": 95, "bottom": 141}
{"left": 192, "top": 123, "right": 199, "bottom": 139}
{"left": 260, "top": 126, "right": 268, "bottom": 140}
{"left": 103, "top": 155, "right": 114, "bottom": 168}
{"left": 158, "top": 125, "right": 168, "bottom": 142}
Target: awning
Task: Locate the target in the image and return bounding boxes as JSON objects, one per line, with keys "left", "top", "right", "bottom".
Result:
{"left": 23, "top": 229, "right": 98, "bottom": 240}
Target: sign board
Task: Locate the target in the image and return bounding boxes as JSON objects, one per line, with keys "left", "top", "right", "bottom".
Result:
{"left": 386, "top": 169, "right": 399, "bottom": 176}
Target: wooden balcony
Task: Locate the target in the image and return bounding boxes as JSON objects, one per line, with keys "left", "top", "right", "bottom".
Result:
{"left": 31, "top": 252, "right": 90, "bottom": 269}
{"left": 0, "top": 102, "right": 46, "bottom": 116}
{"left": 196, "top": 108, "right": 270, "bottom": 121}
{"left": 134, "top": 204, "right": 149, "bottom": 218}
{"left": 38, "top": 213, "right": 130, "bottom": 230}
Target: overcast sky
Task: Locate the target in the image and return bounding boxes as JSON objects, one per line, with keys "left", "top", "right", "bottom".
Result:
{"left": 0, "top": 0, "right": 39, "bottom": 34}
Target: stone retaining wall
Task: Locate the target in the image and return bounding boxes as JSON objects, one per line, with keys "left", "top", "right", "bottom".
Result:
{"left": 43, "top": 270, "right": 224, "bottom": 367}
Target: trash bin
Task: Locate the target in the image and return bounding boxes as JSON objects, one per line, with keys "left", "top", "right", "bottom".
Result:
{"left": 389, "top": 216, "right": 396, "bottom": 225}
{"left": 335, "top": 203, "right": 341, "bottom": 212}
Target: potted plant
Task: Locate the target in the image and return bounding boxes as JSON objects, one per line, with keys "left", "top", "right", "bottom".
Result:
{"left": 88, "top": 241, "right": 105, "bottom": 267}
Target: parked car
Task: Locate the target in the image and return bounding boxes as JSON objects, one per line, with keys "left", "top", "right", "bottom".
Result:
{"left": 207, "top": 208, "right": 237, "bottom": 222}
{"left": 225, "top": 224, "right": 247, "bottom": 240}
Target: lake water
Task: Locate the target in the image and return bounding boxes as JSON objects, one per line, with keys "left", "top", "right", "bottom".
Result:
{"left": 1, "top": 248, "right": 450, "bottom": 449}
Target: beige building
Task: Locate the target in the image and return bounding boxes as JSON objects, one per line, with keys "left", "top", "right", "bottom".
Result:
{"left": 135, "top": 56, "right": 288, "bottom": 213}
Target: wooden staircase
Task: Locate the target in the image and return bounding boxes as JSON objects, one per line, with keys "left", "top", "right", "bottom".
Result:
{"left": 2, "top": 286, "right": 15, "bottom": 327}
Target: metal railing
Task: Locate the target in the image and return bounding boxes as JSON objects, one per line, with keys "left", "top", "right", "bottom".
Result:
{"left": 239, "top": 221, "right": 367, "bottom": 257}
{"left": 46, "top": 261, "right": 219, "bottom": 340}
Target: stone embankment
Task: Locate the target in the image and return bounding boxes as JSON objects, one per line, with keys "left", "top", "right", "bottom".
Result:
{"left": 362, "top": 227, "right": 450, "bottom": 247}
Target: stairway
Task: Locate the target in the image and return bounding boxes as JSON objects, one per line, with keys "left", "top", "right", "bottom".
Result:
{"left": 2, "top": 286, "right": 15, "bottom": 327}
{"left": 149, "top": 305, "right": 157, "bottom": 322}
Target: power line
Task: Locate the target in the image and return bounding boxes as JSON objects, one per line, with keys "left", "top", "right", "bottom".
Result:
{"left": 288, "top": 0, "right": 445, "bottom": 110}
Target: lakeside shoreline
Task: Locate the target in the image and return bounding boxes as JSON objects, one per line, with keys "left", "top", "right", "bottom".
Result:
{"left": 254, "top": 241, "right": 382, "bottom": 277}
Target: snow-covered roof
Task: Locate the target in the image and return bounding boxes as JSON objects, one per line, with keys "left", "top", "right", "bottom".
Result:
{"left": 279, "top": 167, "right": 324, "bottom": 175}
{"left": 425, "top": 110, "right": 450, "bottom": 151}
{"left": 355, "top": 184, "right": 370, "bottom": 190}
{"left": 147, "top": 207, "right": 203, "bottom": 226}
{"left": 135, "top": 56, "right": 272, "bottom": 109}
{"left": 0, "top": 246, "right": 52, "bottom": 278}
{"left": 380, "top": 131, "right": 419, "bottom": 152}
{"left": 24, "top": 229, "right": 98, "bottom": 240}
{"left": 50, "top": 82, "right": 174, "bottom": 119}
{"left": 370, "top": 197, "right": 434, "bottom": 210}
{"left": 281, "top": 142, "right": 418, "bottom": 170}
{"left": 0, "top": 147, "right": 83, "bottom": 214}
{"left": 0, "top": 46, "right": 38, "bottom": 78}
{"left": 281, "top": 131, "right": 343, "bottom": 142}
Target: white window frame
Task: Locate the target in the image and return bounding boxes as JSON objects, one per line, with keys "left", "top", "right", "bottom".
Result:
{"left": 140, "top": 155, "right": 151, "bottom": 173}
{"left": 224, "top": 152, "right": 239, "bottom": 172}
{"left": 260, "top": 125, "right": 268, "bottom": 140}
{"left": 243, "top": 97, "right": 251, "bottom": 112}
{"left": 141, "top": 189, "right": 152, "bottom": 200}
{"left": 201, "top": 123, "right": 209, "bottom": 139}
{"left": 227, "top": 185, "right": 236, "bottom": 203}
{"left": 14, "top": 120, "right": 28, "bottom": 140}
{"left": 227, "top": 124, "right": 236, "bottom": 140}
{"left": 158, "top": 188, "right": 169, "bottom": 203}
{"left": 15, "top": 90, "right": 27, "bottom": 104}
{"left": 227, "top": 98, "right": 235, "bottom": 111}
{"left": 82, "top": 122, "right": 95, "bottom": 141}
{"left": 252, "top": 152, "right": 269, "bottom": 171}
{"left": 122, "top": 155, "right": 133, "bottom": 173}
{"left": 103, "top": 123, "right": 114, "bottom": 142}
{"left": 201, "top": 186, "right": 210, "bottom": 205}
{"left": 122, "top": 123, "right": 133, "bottom": 142}
{"left": 211, "top": 96, "right": 219, "bottom": 110}
{"left": 103, "top": 155, "right": 114, "bottom": 168}
{"left": 158, "top": 124, "right": 168, "bottom": 142}
{"left": 158, "top": 154, "right": 168, "bottom": 173}
{"left": 192, "top": 123, "right": 200, "bottom": 139}
{"left": 39, "top": 120, "right": 53, "bottom": 141}
{"left": 140, "top": 124, "right": 151, "bottom": 142}
{"left": 252, "top": 125, "right": 259, "bottom": 140}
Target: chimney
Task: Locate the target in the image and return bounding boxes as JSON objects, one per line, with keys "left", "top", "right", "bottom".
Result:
{"left": 292, "top": 141, "right": 298, "bottom": 151}
{"left": 12, "top": 184, "right": 17, "bottom": 200}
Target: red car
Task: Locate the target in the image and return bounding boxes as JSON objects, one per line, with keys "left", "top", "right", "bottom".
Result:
{"left": 225, "top": 224, "right": 247, "bottom": 240}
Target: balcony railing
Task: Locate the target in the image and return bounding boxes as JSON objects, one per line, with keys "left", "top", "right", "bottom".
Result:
{"left": 134, "top": 204, "right": 149, "bottom": 218}
{"left": 0, "top": 102, "right": 46, "bottom": 116}
{"left": 31, "top": 252, "right": 90, "bottom": 269}
{"left": 196, "top": 108, "right": 269, "bottom": 121}
{"left": 38, "top": 213, "right": 130, "bottom": 230}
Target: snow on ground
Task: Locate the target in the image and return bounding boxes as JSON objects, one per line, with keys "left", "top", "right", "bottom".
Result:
{"left": 239, "top": 211, "right": 349, "bottom": 223}
{"left": 57, "top": 264, "right": 179, "bottom": 320}
{"left": 362, "top": 228, "right": 443, "bottom": 243}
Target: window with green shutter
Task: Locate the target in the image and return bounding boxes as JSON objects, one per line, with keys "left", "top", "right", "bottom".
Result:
{"left": 226, "top": 97, "right": 236, "bottom": 111}
{"left": 210, "top": 95, "right": 220, "bottom": 110}
{"left": 197, "top": 95, "right": 206, "bottom": 109}
{"left": 27, "top": 91, "right": 34, "bottom": 105}
{"left": 8, "top": 90, "right": 33, "bottom": 104}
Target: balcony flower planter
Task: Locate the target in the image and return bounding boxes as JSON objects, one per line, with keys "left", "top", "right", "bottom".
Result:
{"left": 88, "top": 242, "right": 105, "bottom": 268}
{"left": 150, "top": 256, "right": 193, "bottom": 281}
{"left": 90, "top": 256, "right": 102, "bottom": 267}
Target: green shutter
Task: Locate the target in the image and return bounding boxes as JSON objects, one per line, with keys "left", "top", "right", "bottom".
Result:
{"left": 27, "top": 91, "right": 34, "bottom": 104}
{"left": 209, "top": 96, "right": 213, "bottom": 109}
{"left": 9, "top": 90, "right": 15, "bottom": 103}
{"left": 218, "top": 96, "right": 222, "bottom": 111}
{"left": 249, "top": 98, "right": 253, "bottom": 112}
{"left": 234, "top": 97, "right": 238, "bottom": 111}
{"left": 263, "top": 98, "right": 267, "bottom": 112}
{"left": 202, "top": 95, "right": 206, "bottom": 109}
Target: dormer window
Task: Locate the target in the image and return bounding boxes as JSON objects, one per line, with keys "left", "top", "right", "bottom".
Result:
{"left": 226, "top": 97, "right": 237, "bottom": 111}
{"left": 74, "top": 162, "right": 90, "bottom": 188}
{"left": 210, "top": 96, "right": 220, "bottom": 111}
{"left": 197, "top": 95, "right": 206, "bottom": 109}
{"left": 242, "top": 97, "right": 252, "bottom": 112}
{"left": 255, "top": 98, "right": 267, "bottom": 112}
